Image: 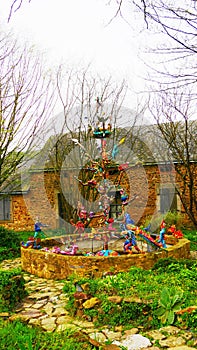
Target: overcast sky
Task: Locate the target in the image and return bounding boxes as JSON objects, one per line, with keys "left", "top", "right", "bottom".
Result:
{"left": 0, "top": 0, "right": 149, "bottom": 112}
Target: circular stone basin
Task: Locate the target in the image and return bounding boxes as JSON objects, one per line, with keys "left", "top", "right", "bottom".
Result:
{"left": 21, "top": 236, "right": 190, "bottom": 280}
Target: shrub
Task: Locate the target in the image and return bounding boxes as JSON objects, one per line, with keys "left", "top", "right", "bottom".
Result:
{"left": 0, "top": 226, "right": 21, "bottom": 262}
{"left": 152, "top": 257, "right": 197, "bottom": 272}
{"left": 164, "top": 211, "right": 183, "bottom": 229}
{"left": 143, "top": 211, "right": 183, "bottom": 233}
{"left": 0, "top": 247, "right": 19, "bottom": 261}
{"left": 0, "top": 226, "right": 21, "bottom": 248}
{"left": 183, "top": 230, "right": 197, "bottom": 251}
{"left": 0, "top": 268, "right": 27, "bottom": 312}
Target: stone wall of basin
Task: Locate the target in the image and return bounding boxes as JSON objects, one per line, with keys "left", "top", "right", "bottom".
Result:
{"left": 21, "top": 236, "right": 191, "bottom": 280}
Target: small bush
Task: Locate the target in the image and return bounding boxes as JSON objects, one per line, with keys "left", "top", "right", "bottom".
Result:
{"left": 0, "top": 268, "right": 27, "bottom": 312}
{"left": 0, "top": 247, "right": 19, "bottom": 261}
{"left": 143, "top": 211, "right": 183, "bottom": 233}
{"left": 0, "top": 226, "right": 21, "bottom": 262}
{"left": 183, "top": 230, "right": 197, "bottom": 251}
{"left": 155, "top": 287, "right": 183, "bottom": 325}
{"left": 152, "top": 257, "right": 197, "bottom": 272}
{"left": 164, "top": 211, "right": 183, "bottom": 229}
{"left": 0, "top": 226, "right": 21, "bottom": 248}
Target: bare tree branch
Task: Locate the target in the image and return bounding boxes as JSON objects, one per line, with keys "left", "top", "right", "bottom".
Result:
{"left": 148, "top": 86, "right": 197, "bottom": 227}
{"left": 8, "top": 0, "right": 32, "bottom": 22}
{"left": 0, "top": 31, "right": 56, "bottom": 193}
{"left": 43, "top": 66, "right": 146, "bottom": 228}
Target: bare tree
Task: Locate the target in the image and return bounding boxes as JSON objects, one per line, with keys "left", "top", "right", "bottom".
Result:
{"left": 109, "top": 0, "right": 197, "bottom": 89}
{"left": 111, "top": 0, "right": 197, "bottom": 52}
{"left": 148, "top": 87, "right": 197, "bottom": 227}
{"left": 41, "top": 66, "right": 145, "bottom": 229}
{"left": 0, "top": 31, "right": 56, "bottom": 194}
{"left": 9, "top": 1, "right": 197, "bottom": 87}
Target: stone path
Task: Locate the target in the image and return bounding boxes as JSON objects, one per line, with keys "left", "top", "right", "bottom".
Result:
{"left": 0, "top": 257, "right": 197, "bottom": 350}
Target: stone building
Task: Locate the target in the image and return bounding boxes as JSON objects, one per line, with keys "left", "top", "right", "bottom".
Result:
{"left": 1, "top": 125, "right": 197, "bottom": 232}
{"left": 0, "top": 160, "right": 194, "bottom": 232}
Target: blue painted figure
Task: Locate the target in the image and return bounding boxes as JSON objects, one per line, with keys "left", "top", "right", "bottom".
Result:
{"left": 34, "top": 219, "right": 48, "bottom": 239}
{"left": 123, "top": 230, "right": 141, "bottom": 253}
{"left": 157, "top": 220, "right": 167, "bottom": 248}
{"left": 120, "top": 212, "right": 135, "bottom": 231}
{"left": 21, "top": 236, "right": 41, "bottom": 249}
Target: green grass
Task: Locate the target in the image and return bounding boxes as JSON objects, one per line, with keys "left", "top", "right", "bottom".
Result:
{"left": 63, "top": 258, "right": 197, "bottom": 331}
{"left": 0, "top": 227, "right": 196, "bottom": 348}
{"left": 183, "top": 229, "right": 197, "bottom": 251}
{"left": 0, "top": 259, "right": 196, "bottom": 348}
{"left": 0, "top": 320, "right": 94, "bottom": 350}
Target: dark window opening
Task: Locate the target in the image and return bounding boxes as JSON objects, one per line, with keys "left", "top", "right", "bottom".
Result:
{"left": 0, "top": 197, "right": 11, "bottom": 221}
{"left": 109, "top": 191, "right": 122, "bottom": 219}
{"left": 58, "top": 193, "right": 74, "bottom": 231}
{"left": 159, "top": 164, "right": 173, "bottom": 172}
{"left": 160, "top": 187, "right": 177, "bottom": 214}
{"left": 108, "top": 168, "right": 119, "bottom": 175}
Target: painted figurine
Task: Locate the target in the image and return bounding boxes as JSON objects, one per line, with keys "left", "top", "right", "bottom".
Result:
{"left": 107, "top": 218, "right": 116, "bottom": 233}
{"left": 123, "top": 230, "right": 141, "bottom": 253}
{"left": 21, "top": 236, "right": 35, "bottom": 249}
{"left": 70, "top": 219, "right": 85, "bottom": 234}
{"left": 34, "top": 219, "right": 48, "bottom": 239}
{"left": 21, "top": 236, "right": 41, "bottom": 249}
{"left": 121, "top": 212, "right": 135, "bottom": 231}
{"left": 157, "top": 220, "right": 167, "bottom": 248}
{"left": 77, "top": 201, "right": 87, "bottom": 220}
{"left": 168, "top": 224, "right": 183, "bottom": 239}
{"left": 60, "top": 245, "right": 78, "bottom": 255}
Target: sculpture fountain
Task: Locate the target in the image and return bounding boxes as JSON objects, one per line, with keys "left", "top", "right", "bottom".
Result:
{"left": 21, "top": 101, "right": 190, "bottom": 279}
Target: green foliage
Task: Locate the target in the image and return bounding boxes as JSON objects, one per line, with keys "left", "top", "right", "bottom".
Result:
{"left": 155, "top": 287, "right": 183, "bottom": 325}
{"left": 177, "top": 309, "right": 197, "bottom": 331}
{"left": 164, "top": 211, "right": 183, "bottom": 229}
{"left": 0, "top": 226, "right": 21, "bottom": 262}
{"left": 62, "top": 281, "right": 76, "bottom": 294}
{"left": 152, "top": 257, "right": 197, "bottom": 272}
{"left": 0, "top": 247, "right": 19, "bottom": 261}
{"left": 0, "top": 319, "right": 93, "bottom": 350}
{"left": 112, "top": 301, "right": 147, "bottom": 327}
{"left": 64, "top": 295, "right": 76, "bottom": 316}
{"left": 0, "top": 226, "right": 21, "bottom": 248}
{"left": 63, "top": 259, "right": 196, "bottom": 330}
{"left": 83, "top": 296, "right": 149, "bottom": 328}
{"left": 183, "top": 229, "right": 197, "bottom": 251}
{"left": 18, "top": 231, "right": 35, "bottom": 242}
{"left": 144, "top": 211, "right": 183, "bottom": 233}
{"left": 0, "top": 268, "right": 27, "bottom": 312}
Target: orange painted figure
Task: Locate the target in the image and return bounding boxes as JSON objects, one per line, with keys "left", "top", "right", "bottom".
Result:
{"left": 70, "top": 219, "right": 85, "bottom": 234}
{"left": 168, "top": 225, "right": 183, "bottom": 239}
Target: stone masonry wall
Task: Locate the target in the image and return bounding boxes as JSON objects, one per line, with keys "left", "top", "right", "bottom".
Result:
{"left": 1, "top": 194, "right": 33, "bottom": 232}
{"left": 1, "top": 162, "right": 196, "bottom": 231}
{"left": 21, "top": 237, "right": 190, "bottom": 280}
{"left": 26, "top": 172, "right": 58, "bottom": 229}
